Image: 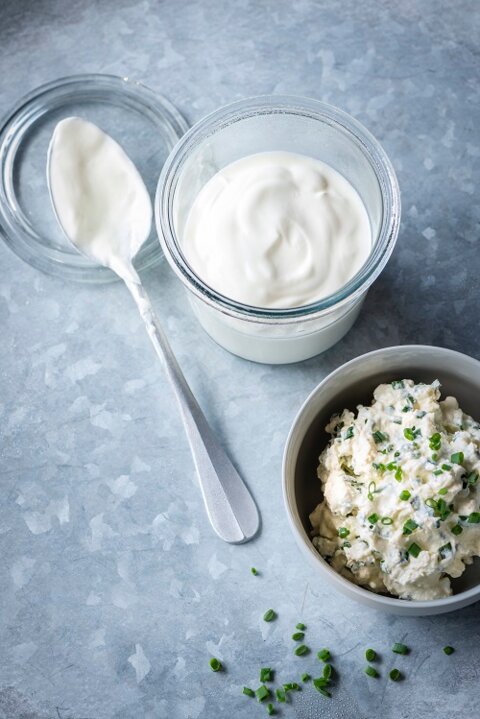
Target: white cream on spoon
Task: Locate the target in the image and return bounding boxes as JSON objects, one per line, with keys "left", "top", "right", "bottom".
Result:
{"left": 47, "top": 117, "right": 259, "bottom": 544}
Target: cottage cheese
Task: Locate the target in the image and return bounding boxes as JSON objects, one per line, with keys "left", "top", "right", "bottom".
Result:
{"left": 310, "top": 380, "right": 480, "bottom": 600}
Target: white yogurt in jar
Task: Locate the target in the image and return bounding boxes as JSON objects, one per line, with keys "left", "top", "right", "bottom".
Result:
{"left": 182, "top": 151, "right": 371, "bottom": 309}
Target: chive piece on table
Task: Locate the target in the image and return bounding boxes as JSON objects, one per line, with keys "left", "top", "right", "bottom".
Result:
{"left": 256, "top": 685, "right": 270, "bottom": 702}
{"left": 243, "top": 687, "right": 255, "bottom": 697}
{"left": 263, "top": 609, "right": 277, "bottom": 622}
{"left": 301, "top": 673, "right": 311, "bottom": 682}
{"left": 251, "top": 567, "right": 259, "bottom": 576}
{"left": 365, "top": 665, "right": 379, "bottom": 678}
{"left": 294, "top": 644, "right": 310, "bottom": 656}
{"left": 443, "top": 645, "right": 455, "bottom": 655}
{"left": 317, "top": 648, "right": 330, "bottom": 662}
{"left": 275, "top": 688, "right": 286, "bottom": 702}
{"left": 313, "top": 677, "right": 331, "bottom": 697}
{"left": 323, "top": 663, "right": 332, "bottom": 680}
{"left": 260, "top": 667, "right": 273, "bottom": 682}
{"left": 389, "top": 668, "right": 402, "bottom": 681}
{"left": 392, "top": 642, "right": 409, "bottom": 655}
{"left": 365, "top": 648, "right": 377, "bottom": 662}
{"left": 267, "top": 703, "right": 275, "bottom": 716}
{"left": 292, "top": 631, "right": 305, "bottom": 641}
{"left": 209, "top": 657, "right": 222, "bottom": 672}
{"left": 296, "top": 622, "right": 306, "bottom": 630}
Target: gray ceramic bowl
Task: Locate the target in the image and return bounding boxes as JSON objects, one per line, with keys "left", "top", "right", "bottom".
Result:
{"left": 283, "top": 345, "right": 480, "bottom": 615}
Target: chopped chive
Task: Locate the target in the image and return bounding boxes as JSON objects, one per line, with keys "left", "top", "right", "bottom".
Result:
{"left": 373, "top": 462, "right": 386, "bottom": 473}
{"left": 433, "top": 470, "right": 443, "bottom": 476}
{"left": 468, "top": 512, "right": 480, "bottom": 523}
{"left": 243, "top": 687, "right": 255, "bottom": 697}
{"left": 317, "top": 648, "right": 330, "bottom": 662}
{"left": 267, "top": 703, "right": 275, "bottom": 716}
{"left": 431, "top": 452, "right": 439, "bottom": 461}
{"left": 260, "top": 667, "right": 273, "bottom": 682}
{"left": 263, "top": 609, "right": 276, "bottom": 622}
{"left": 301, "top": 673, "right": 311, "bottom": 682}
{"left": 395, "top": 466, "right": 403, "bottom": 481}
{"left": 443, "top": 646, "right": 455, "bottom": 655}
{"left": 365, "top": 665, "right": 379, "bottom": 678}
{"left": 294, "top": 644, "right": 309, "bottom": 656}
{"left": 425, "top": 497, "right": 438, "bottom": 510}
{"left": 345, "top": 426, "right": 354, "bottom": 439}
{"left": 407, "top": 542, "right": 422, "bottom": 558}
{"left": 439, "top": 542, "right": 452, "bottom": 559}
{"left": 450, "top": 452, "right": 464, "bottom": 465}
{"left": 365, "top": 648, "right": 377, "bottom": 661}
{"left": 466, "top": 471, "right": 479, "bottom": 486}
{"left": 341, "top": 463, "right": 357, "bottom": 477}
{"left": 296, "top": 622, "right": 306, "bottom": 631}
{"left": 323, "top": 664, "right": 332, "bottom": 680}
{"left": 381, "top": 516, "right": 393, "bottom": 525}
{"left": 367, "top": 481, "right": 377, "bottom": 500}
{"left": 404, "top": 426, "right": 420, "bottom": 441}
{"left": 283, "top": 682, "right": 300, "bottom": 691}
{"left": 389, "top": 668, "right": 402, "bottom": 681}
{"left": 451, "top": 523, "right": 463, "bottom": 535}
{"left": 394, "top": 450, "right": 401, "bottom": 457}
{"left": 313, "top": 677, "right": 331, "bottom": 697}
{"left": 402, "top": 518, "right": 418, "bottom": 535}
{"left": 386, "top": 461, "right": 397, "bottom": 471}
{"left": 373, "top": 430, "right": 389, "bottom": 444}
{"left": 292, "top": 631, "right": 305, "bottom": 641}
{"left": 256, "top": 685, "right": 270, "bottom": 702}
{"left": 251, "top": 567, "right": 259, "bottom": 576}
{"left": 429, "top": 433, "right": 441, "bottom": 451}
{"left": 209, "top": 657, "right": 222, "bottom": 672}
{"left": 400, "top": 490, "right": 411, "bottom": 501}
{"left": 441, "top": 464, "right": 452, "bottom": 471}
{"left": 392, "top": 642, "right": 409, "bottom": 655}
{"left": 391, "top": 380, "right": 405, "bottom": 389}
{"left": 438, "top": 487, "right": 448, "bottom": 495}
{"left": 275, "top": 688, "right": 286, "bottom": 702}
{"left": 368, "top": 513, "right": 379, "bottom": 524}
{"left": 312, "top": 676, "right": 328, "bottom": 687}
{"left": 338, "top": 527, "right": 350, "bottom": 538}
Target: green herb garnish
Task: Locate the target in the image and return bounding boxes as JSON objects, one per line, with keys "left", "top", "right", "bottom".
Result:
{"left": 365, "top": 648, "right": 377, "bottom": 662}
{"left": 267, "top": 702, "right": 275, "bottom": 715}
{"left": 317, "top": 648, "right": 331, "bottom": 662}
{"left": 451, "top": 452, "right": 464, "bottom": 465}
{"left": 338, "top": 527, "right": 350, "bottom": 538}
{"left": 392, "top": 642, "right": 409, "bottom": 655}
{"left": 395, "top": 466, "right": 403, "bottom": 482}
{"left": 323, "top": 664, "right": 333, "bottom": 680}
{"left": 313, "top": 678, "right": 331, "bottom": 697}
{"left": 210, "top": 657, "right": 222, "bottom": 672}
{"left": 381, "top": 516, "right": 393, "bottom": 525}
{"left": 294, "top": 644, "right": 309, "bottom": 656}
{"left": 389, "top": 668, "right": 402, "bottom": 681}
{"left": 468, "top": 512, "right": 480, "bottom": 523}
{"left": 439, "top": 542, "right": 452, "bottom": 558}
{"left": 402, "top": 518, "right": 418, "bottom": 535}
{"left": 407, "top": 542, "right": 422, "bottom": 558}
{"left": 292, "top": 631, "right": 305, "bottom": 641}
{"left": 243, "top": 687, "right": 255, "bottom": 697}
{"left": 368, "top": 513, "right": 379, "bottom": 524}
{"left": 391, "top": 380, "right": 405, "bottom": 389}
{"left": 296, "top": 622, "right": 306, "bottom": 630}
{"left": 441, "top": 463, "right": 452, "bottom": 471}
{"left": 443, "top": 646, "right": 454, "bottom": 655}
{"left": 256, "top": 685, "right": 270, "bottom": 702}
{"left": 275, "top": 688, "right": 286, "bottom": 702}
{"left": 404, "top": 426, "right": 421, "bottom": 441}
{"left": 400, "top": 490, "right": 411, "bottom": 501}
{"left": 345, "top": 426, "right": 354, "bottom": 439}
{"left": 438, "top": 487, "right": 448, "bottom": 495}
{"left": 429, "top": 433, "right": 441, "bottom": 451}
{"left": 367, "top": 481, "right": 377, "bottom": 500}
{"left": 451, "top": 524, "right": 463, "bottom": 535}
{"left": 301, "top": 673, "right": 311, "bottom": 682}
{"left": 365, "top": 666, "right": 379, "bottom": 677}
{"left": 373, "top": 430, "right": 389, "bottom": 444}
{"left": 260, "top": 667, "right": 273, "bottom": 682}
{"left": 263, "top": 609, "right": 276, "bottom": 622}
{"left": 251, "top": 567, "right": 259, "bottom": 576}
{"left": 466, "top": 471, "right": 479, "bottom": 486}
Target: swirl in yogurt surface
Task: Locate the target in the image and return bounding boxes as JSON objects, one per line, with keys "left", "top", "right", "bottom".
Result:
{"left": 182, "top": 151, "right": 371, "bottom": 309}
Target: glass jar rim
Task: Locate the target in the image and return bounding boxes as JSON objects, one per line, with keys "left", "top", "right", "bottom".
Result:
{"left": 155, "top": 95, "right": 401, "bottom": 323}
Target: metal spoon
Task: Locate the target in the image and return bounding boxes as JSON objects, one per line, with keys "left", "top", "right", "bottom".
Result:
{"left": 47, "top": 117, "right": 259, "bottom": 544}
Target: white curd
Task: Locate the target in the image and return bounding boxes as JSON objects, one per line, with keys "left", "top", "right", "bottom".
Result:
{"left": 182, "top": 151, "right": 371, "bottom": 309}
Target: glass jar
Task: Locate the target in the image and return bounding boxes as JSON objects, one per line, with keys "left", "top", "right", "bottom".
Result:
{"left": 155, "top": 96, "right": 400, "bottom": 363}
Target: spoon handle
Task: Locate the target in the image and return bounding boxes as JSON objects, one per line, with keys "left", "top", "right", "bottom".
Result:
{"left": 125, "top": 279, "right": 260, "bottom": 544}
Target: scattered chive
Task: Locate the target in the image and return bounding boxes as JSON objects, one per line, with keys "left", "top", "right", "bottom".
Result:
{"left": 365, "top": 648, "right": 377, "bottom": 662}
{"left": 438, "top": 487, "right": 448, "bottom": 495}
{"left": 407, "top": 542, "right": 422, "bottom": 558}
{"left": 256, "top": 685, "right": 270, "bottom": 702}
{"left": 394, "top": 451, "right": 401, "bottom": 457}
{"left": 392, "top": 642, "right": 409, "bottom": 655}
{"left": 468, "top": 512, "right": 480, "bottom": 523}
{"left": 368, "top": 513, "right": 379, "bottom": 524}
{"left": 260, "top": 667, "right": 273, "bottom": 682}
{"left": 251, "top": 567, "right": 259, "bottom": 576}
{"left": 365, "top": 665, "right": 379, "bottom": 678}
{"left": 294, "top": 644, "right": 309, "bottom": 656}
{"left": 267, "top": 703, "right": 275, "bottom": 715}
{"left": 439, "top": 542, "right": 452, "bottom": 559}
{"left": 389, "top": 668, "right": 402, "bottom": 681}
{"left": 433, "top": 470, "right": 443, "bottom": 476}
{"left": 263, "top": 609, "right": 276, "bottom": 622}
{"left": 323, "top": 664, "right": 332, "bottom": 680}
{"left": 441, "top": 464, "right": 452, "bottom": 471}
{"left": 367, "top": 481, "right": 377, "bottom": 500}
{"left": 395, "top": 466, "right": 403, "bottom": 481}
{"left": 443, "top": 646, "right": 455, "bottom": 655}
{"left": 317, "top": 648, "right": 330, "bottom": 662}
{"left": 386, "top": 461, "right": 397, "bottom": 471}
{"left": 429, "top": 433, "right": 441, "bottom": 451}
{"left": 451, "top": 452, "right": 464, "bottom": 465}
{"left": 292, "top": 631, "right": 305, "bottom": 641}
{"left": 391, "top": 380, "right": 405, "bottom": 389}
{"left": 404, "top": 427, "right": 420, "bottom": 441}
{"left": 313, "top": 678, "right": 331, "bottom": 697}
{"left": 296, "top": 623, "right": 306, "bottom": 631}
{"left": 345, "top": 426, "right": 354, "bottom": 439}
{"left": 243, "top": 687, "right": 255, "bottom": 697}
{"left": 283, "top": 682, "right": 300, "bottom": 691}
{"left": 381, "top": 516, "right": 393, "bottom": 525}
{"left": 402, "top": 518, "right": 418, "bottom": 535}
{"left": 400, "top": 490, "right": 411, "bottom": 501}
{"left": 466, "top": 471, "right": 479, "bottom": 486}
{"left": 431, "top": 452, "right": 439, "bottom": 461}
{"left": 301, "top": 673, "right": 311, "bottom": 682}
{"left": 338, "top": 527, "right": 350, "bottom": 538}
{"left": 425, "top": 497, "right": 438, "bottom": 510}
{"left": 209, "top": 657, "right": 222, "bottom": 672}
{"left": 275, "top": 688, "right": 286, "bottom": 702}
{"left": 451, "top": 524, "right": 463, "bottom": 535}
{"left": 373, "top": 430, "right": 389, "bottom": 444}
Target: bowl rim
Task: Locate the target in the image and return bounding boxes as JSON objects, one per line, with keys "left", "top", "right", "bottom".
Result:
{"left": 155, "top": 94, "right": 401, "bottom": 324}
{"left": 282, "top": 344, "right": 480, "bottom": 612}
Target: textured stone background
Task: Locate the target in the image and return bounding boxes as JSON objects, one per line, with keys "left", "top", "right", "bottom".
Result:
{"left": 0, "top": 1, "right": 479, "bottom": 718}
